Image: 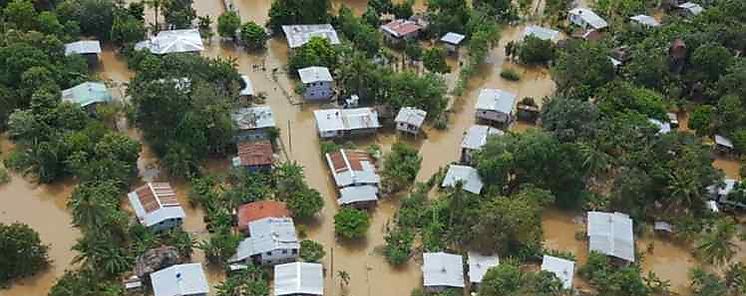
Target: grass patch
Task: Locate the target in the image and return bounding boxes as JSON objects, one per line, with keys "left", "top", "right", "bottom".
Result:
{"left": 500, "top": 68, "right": 521, "bottom": 81}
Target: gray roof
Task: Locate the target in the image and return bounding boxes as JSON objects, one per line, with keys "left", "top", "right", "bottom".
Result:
{"left": 282, "top": 24, "right": 340, "bottom": 49}
{"left": 707, "top": 178, "right": 737, "bottom": 197}
{"left": 422, "top": 252, "right": 465, "bottom": 288}
{"left": 541, "top": 255, "right": 575, "bottom": 289}
{"left": 630, "top": 15, "right": 660, "bottom": 27}
{"left": 442, "top": 165, "right": 483, "bottom": 194}
{"left": 230, "top": 217, "right": 299, "bottom": 262}
{"left": 678, "top": 2, "right": 704, "bottom": 15}
{"left": 298, "top": 66, "right": 333, "bottom": 84}
{"left": 654, "top": 221, "right": 673, "bottom": 233}
{"left": 461, "top": 125, "right": 504, "bottom": 150}
{"left": 64, "top": 40, "right": 102, "bottom": 55}
{"left": 715, "top": 135, "right": 734, "bottom": 149}
{"left": 587, "top": 211, "right": 635, "bottom": 262}
{"left": 440, "top": 32, "right": 465, "bottom": 45}
{"left": 150, "top": 263, "right": 209, "bottom": 296}
{"left": 135, "top": 29, "right": 204, "bottom": 54}
{"left": 240, "top": 75, "right": 254, "bottom": 96}
{"left": 467, "top": 252, "right": 499, "bottom": 284}
{"left": 274, "top": 262, "right": 324, "bottom": 296}
{"left": 569, "top": 8, "right": 609, "bottom": 29}
{"left": 314, "top": 108, "right": 381, "bottom": 134}
{"left": 475, "top": 88, "right": 516, "bottom": 114}
{"left": 395, "top": 107, "right": 427, "bottom": 128}
{"left": 648, "top": 118, "right": 671, "bottom": 134}
{"left": 339, "top": 185, "right": 379, "bottom": 206}
{"left": 233, "top": 106, "right": 275, "bottom": 131}
{"left": 522, "top": 26, "right": 561, "bottom": 42}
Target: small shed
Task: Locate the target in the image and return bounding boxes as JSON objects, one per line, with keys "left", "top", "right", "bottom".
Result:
{"left": 339, "top": 185, "right": 379, "bottom": 208}
{"left": 648, "top": 118, "right": 672, "bottom": 135}
{"left": 714, "top": 134, "right": 735, "bottom": 155}
{"left": 233, "top": 106, "right": 276, "bottom": 142}
{"left": 467, "top": 252, "right": 499, "bottom": 285}
{"left": 314, "top": 108, "right": 381, "bottom": 138}
{"left": 422, "top": 252, "right": 465, "bottom": 292}
{"left": 475, "top": 88, "right": 517, "bottom": 126}
{"left": 676, "top": 2, "right": 704, "bottom": 18}
{"left": 64, "top": 40, "right": 102, "bottom": 66}
{"left": 440, "top": 32, "right": 466, "bottom": 54}
{"left": 587, "top": 211, "right": 635, "bottom": 263}
{"left": 274, "top": 262, "right": 324, "bottom": 296}
{"left": 568, "top": 8, "right": 608, "bottom": 30}
{"left": 442, "top": 165, "right": 484, "bottom": 194}
{"left": 230, "top": 217, "right": 299, "bottom": 266}
{"left": 707, "top": 178, "right": 737, "bottom": 201}
{"left": 395, "top": 107, "right": 427, "bottom": 135}
{"left": 541, "top": 255, "right": 575, "bottom": 289}
{"left": 133, "top": 246, "right": 180, "bottom": 278}
{"left": 460, "top": 125, "right": 504, "bottom": 164}
{"left": 150, "top": 263, "right": 209, "bottom": 296}
{"left": 654, "top": 221, "right": 674, "bottom": 234}
{"left": 232, "top": 140, "right": 274, "bottom": 172}
{"left": 630, "top": 15, "right": 661, "bottom": 28}
{"left": 61, "top": 82, "right": 112, "bottom": 111}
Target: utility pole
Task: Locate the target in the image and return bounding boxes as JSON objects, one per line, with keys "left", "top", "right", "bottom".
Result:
{"left": 330, "top": 246, "right": 335, "bottom": 296}
{"left": 287, "top": 119, "right": 292, "bottom": 153}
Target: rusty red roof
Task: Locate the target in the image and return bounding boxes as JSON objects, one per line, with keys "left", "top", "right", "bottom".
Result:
{"left": 237, "top": 200, "right": 290, "bottom": 232}
{"left": 236, "top": 140, "right": 273, "bottom": 167}
{"left": 381, "top": 19, "right": 422, "bottom": 38}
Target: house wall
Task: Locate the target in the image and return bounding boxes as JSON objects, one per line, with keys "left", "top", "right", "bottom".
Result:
{"left": 304, "top": 81, "right": 333, "bottom": 100}
{"left": 382, "top": 31, "right": 418, "bottom": 45}
{"left": 236, "top": 129, "right": 270, "bottom": 142}
{"left": 149, "top": 217, "right": 183, "bottom": 232}
{"left": 348, "top": 128, "right": 378, "bottom": 136}
{"left": 396, "top": 122, "right": 420, "bottom": 134}
{"left": 319, "top": 130, "right": 339, "bottom": 139}
{"left": 443, "top": 43, "right": 458, "bottom": 54}
{"left": 257, "top": 248, "right": 299, "bottom": 266}
{"left": 476, "top": 109, "right": 510, "bottom": 123}
{"left": 340, "top": 199, "right": 377, "bottom": 209}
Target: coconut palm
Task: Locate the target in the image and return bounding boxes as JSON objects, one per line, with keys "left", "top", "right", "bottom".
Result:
{"left": 337, "top": 270, "right": 350, "bottom": 288}
{"left": 696, "top": 218, "right": 740, "bottom": 266}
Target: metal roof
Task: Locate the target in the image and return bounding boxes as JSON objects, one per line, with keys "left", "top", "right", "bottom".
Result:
{"left": 648, "top": 118, "right": 671, "bottom": 134}
{"left": 381, "top": 19, "right": 422, "bottom": 38}
{"left": 64, "top": 40, "right": 102, "bottom": 55}
{"left": 395, "top": 107, "right": 427, "bottom": 128}
{"left": 569, "top": 8, "right": 609, "bottom": 30}
{"left": 61, "top": 82, "right": 112, "bottom": 107}
{"left": 240, "top": 75, "right": 254, "bottom": 96}
{"left": 630, "top": 15, "right": 660, "bottom": 27}
{"left": 237, "top": 200, "right": 290, "bottom": 232}
{"left": 135, "top": 29, "right": 204, "bottom": 54}
{"left": 475, "top": 88, "right": 517, "bottom": 114}
{"left": 715, "top": 135, "right": 734, "bottom": 148}
{"left": 127, "top": 183, "right": 185, "bottom": 227}
{"left": 440, "top": 32, "right": 465, "bottom": 45}
{"left": 422, "top": 252, "right": 465, "bottom": 288}
{"left": 678, "top": 2, "right": 704, "bottom": 15}
{"left": 461, "top": 125, "right": 504, "bottom": 150}
{"left": 233, "top": 140, "right": 273, "bottom": 167}
{"left": 442, "top": 165, "right": 483, "bottom": 194}
{"left": 314, "top": 108, "right": 381, "bottom": 134}
{"left": 298, "top": 66, "right": 333, "bottom": 83}
{"left": 325, "top": 149, "right": 380, "bottom": 188}
{"left": 707, "top": 178, "right": 737, "bottom": 198}
{"left": 274, "top": 262, "right": 324, "bottom": 296}
{"left": 230, "top": 217, "right": 299, "bottom": 262}
{"left": 233, "top": 106, "right": 276, "bottom": 130}
{"left": 587, "top": 211, "right": 635, "bottom": 262}
{"left": 541, "top": 255, "right": 575, "bottom": 289}
{"left": 522, "top": 26, "right": 561, "bottom": 42}
{"left": 282, "top": 24, "right": 340, "bottom": 49}
{"left": 467, "top": 252, "right": 499, "bottom": 284}
{"left": 150, "top": 263, "right": 209, "bottom": 296}
{"left": 338, "top": 185, "right": 379, "bottom": 205}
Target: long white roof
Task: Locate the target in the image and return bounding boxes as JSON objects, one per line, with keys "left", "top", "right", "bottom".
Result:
{"left": 282, "top": 24, "right": 340, "bottom": 49}
{"left": 422, "top": 252, "right": 465, "bottom": 288}
{"left": 230, "top": 217, "right": 299, "bottom": 262}
{"left": 298, "top": 66, "right": 333, "bottom": 84}
{"left": 339, "top": 185, "right": 379, "bottom": 205}
{"left": 569, "top": 8, "right": 609, "bottom": 30}
{"left": 467, "top": 252, "right": 499, "bottom": 284}
{"left": 522, "top": 26, "right": 561, "bottom": 42}
{"left": 274, "top": 262, "right": 324, "bottom": 296}
{"left": 587, "top": 211, "right": 635, "bottom": 262}
{"left": 541, "top": 255, "right": 575, "bottom": 289}
{"left": 314, "top": 108, "right": 381, "bottom": 133}
{"left": 715, "top": 134, "right": 734, "bottom": 148}
{"left": 151, "top": 263, "right": 209, "bottom": 296}
{"left": 442, "top": 165, "right": 484, "bottom": 194}
{"left": 476, "top": 88, "right": 517, "bottom": 114}
{"left": 461, "top": 125, "right": 504, "bottom": 150}
{"left": 135, "top": 29, "right": 204, "bottom": 54}
{"left": 630, "top": 15, "right": 660, "bottom": 27}
{"left": 233, "top": 106, "right": 275, "bottom": 130}
{"left": 64, "top": 40, "right": 102, "bottom": 55}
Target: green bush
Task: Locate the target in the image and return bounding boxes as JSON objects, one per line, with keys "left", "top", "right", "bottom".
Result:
{"left": 334, "top": 208, "right": 370, "bottom": 240}
{"left": 299, "top": 239, "right": 325, "bottom": 262}
{"left": 384, "top": 227, "right": 414, "bottom": 265}
{"left": 500, "top": 68, "right": 521, "bottom": 81}
{"left": 0, "top": 165, "right": 9, "bottom": 184}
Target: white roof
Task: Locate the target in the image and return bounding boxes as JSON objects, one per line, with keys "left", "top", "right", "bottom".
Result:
{"left": 282, "top": 24, "right": 340, "bottom": 49}
{"left": 707, "top": 178, "right": 737, "bottom": 197}
{"left": 648, "top": 118, "right": 671, "bottom": 134}
{"left": 461, "top": 125, "right": 504, "bottom": 150}
{"left": 440, "top": 32, "right": 465, "bottom": 45}
{"left": 395, "top": 107, "right": 427, "bottom": 128}
{"left": 707, "top": 200, "right": 720, "bottom": 212}
{"left": 541, "top": 255, "right": 575, "bottom": 289}
{"left": 274, "top": 262, "right": 324, "bottom": 296}
{"left": 609, "top": 56, "right": 623, "bottom": 68}
{"left": 339, "top": 185, "right": 379, "bottom": 206}
{"left": 522, "top": 26, "right": 561, "bottom": 42}
{"left": 298, "top": 66, "right": 333, "bottom": 84}
{"left": 569, "top": 8, "right": 609, "bottom": 30}
{"left": 314, "top": 108, "right": 381, "bottom": 134}
{"left": 232, "top": 106, "right": 276, "bottom": 130}
{"left": 64, "top": 40, "right": 102, "bottom": 55}
{"left": 422, "top": 252, "right": 465, "bottom": 288}
{"left": 678, "top": 2, "right": 704, "bottom": 15}
{"left": 587, "top": 211, "right": 635, "bottom": 262}
{"left": 467, "top": 252, "right": 499, "bottom": 284}
{"left": 230, "top": 217, "right": 299, "bottom": 262}
{"left": 135, "top": 29, "right": 204, "bottom": 54}
{"left": 476, "top": 88, "right": 517, "bottom": 114}
{"left": 151, "top": 263, "right": 209, "bottom": 296}
{"left": 240, "top": 75, "right": 254, "bottom": 96}
{"left": 127, "top": 183, "right": 186, "bottom": 227}
{"left": 715, "top": 135, "right": 734, "bottom": 149}
{"left": 442, "top": 165, "right": 483, "bottom": 194}
{"left": 630, "top": 15, "right": 660, "bottom": 27}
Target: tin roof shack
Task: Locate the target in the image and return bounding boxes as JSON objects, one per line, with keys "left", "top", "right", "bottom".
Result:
{"left": 298, "top": 66, "right": 334, "bottom": 101}
{"left": 648, "top": 118, "right": 672, "bottom": 135}
{"left": 274, "top": 262, "right": 324, "bottom": 296}
{"left": 380, "top": 19, "right": 422, "bottom": 46}
{"left": 233, "top": 106, "right": 276, "bottom": 142}
{"left": 630, "top": 15, "right": 661, "bottom": 28}
{"left": 150, "top": 263, "right": 209, "bottom": 296}
{"left": 714, "top": 134, "right": 736, "bottom": 156}
{"left": 676, "top": 2, "right": 704, "bottom": 18}
{"left": 475, "top": 88, "right": 517, "bottom": 127}
{"left": 134, "top": 246, "right": 181, "bottom": 278}
{"left": 61, "top": 82, "right": 113, "bottom": 112}
{"left": 314, "top": 108, "right": 381, "bottom": 139}
{"left": 325, "top": 149, "right": 380, "bottom": 208}
{"left": 568, "top": 8, "right": 608, "bottom": 41}
{"left": 440, "top": 32, "right": 466, "bottom": 54}
{"left": 128, "top": 182, "right": 185, "bottom": 232}
{"left": 230, "top": 217, "right": 300, "bottom": 266}
{"left": 587, "top": 211, "right": 635, "bottom": 264}
{"left": 708, "top": 178, "right": 737, "bottom": 201}
{"left": 541, "top": 255, "right": 575, "bottom": 289}
{"left": 64, "top": 40, "right": 102, "bottom": 67}
{"left": 281, "top": 24, "right": 340, "bottom": 49}
{"left": 232, "top": 140, "right": 274, "bottom": 173}
{"left": 521, "top": 26, "right": 561, "bottom": 42}
{"left": 395, "top": 107, "right": 427, "bottom": 135}
{"left": 460, "top": 125, "right": 504, "bottom": 164}
{"left": 239, "top": 75, "right": 255, "bottom": 100}
{"left": 135, "top": 29, "right": 204, "bottom": 54}
{"left": 422, "top": 252, "right": 465, "bottom": 293}
{"left": 442, "top": 165, "right": 484, "bottom": 195}
{"left": 467, "top": 252, "right": 499, "bottom": 288}
{"left": 236, "top": 200, "right": 291, "bottom": 234}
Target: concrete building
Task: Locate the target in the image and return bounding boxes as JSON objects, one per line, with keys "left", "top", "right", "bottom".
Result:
{"left": 467, "top": 252, "right": 499, "bottom": 286}
{"left": 440, "top": 32, "right": 466, "bottom": 54}
{"left": 298, "top": 66, "right": 334, "bottom": 101}
{"left": 128, "top": 182, "right": 185, "bottom": 232}
{"left": 475, "top": 88, "right": 517, "bottom": 126}
{"left": 282, "top": 24, "right": 340, "bottom": 49}
{"left": 233, "top": 106, "right": 276, "bottom": 142}
{"left": 150, "top": 263, "right": 209, "bottom": 296}
{"left": 568, "top": 8, "right": 609, "bottom": 31}
{"left": 314, "top": 108, "right": 381, "bottom": 138}
{"left": 274, "top": 262, "right": 324, "bottom": 296}
{"left": 541, "top": 255, "right": 575, "bottom": 289}
{"left": 460, "top": 125, "right": 504, "bottom": 164}
{"left": 232, "top": 140, "right": 274, "bottom": 172}
{"left": 61, "top": 82, "right": 112, "bottom": 111}
{"left": 422, "top": 252, "right": 465, "bottom": 292}
{"left": 380, "top": 19, "right": 422, "bottom": 45}
{"left": 395, "top": 107, "right": 427, "bottom": 135}
{"left": 587, "top": 211, "right": 635, "bottom": 263}
{"left": 230, "top": 217, "right": 300, "bottom": 266}
{"left": 442, "top": 165, "right": 484, "bottom": 195}
{"left": 135, "top": 29, "right": 204, "bottom": 54}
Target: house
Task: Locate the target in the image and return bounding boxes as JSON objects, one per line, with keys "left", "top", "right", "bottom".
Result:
{"left": 298, "top": 66, "right": 334, "bottom": 101}
{"left": 230, "top": 217, "right": 300, "bottom": 266}
{"left": 325, "top": 149, "right": 380, "bottom": 208}
{"left": 281, "top": 24, "right": 340, "bottom": 49}
{"left": 135, "top": 29, "right": 204, "bottom": 54}
{"left": 440, "top": 32, "right": 466, "bottom": 54}
{"left": 338, "top": 185, "right": 379, "bottom": 208}
{"left": 239, "top": 75, "right": 255, "bottom": 99}
{"left": 676, "top": 2, "right": 704, "bottom": 18}
{"left": 274, "top": 262, "right": 324, "bottom": 296}
{"left": 236, "top": 200, "right": 290, "bottom": 234}
{"left": 442, "top": 165, "right": 484, "bottom": 194}
{"left": 232, "top": 140, "right": 274, "bottom": 172}
{"left": 648, "top": 118, "right": 672, "bottom": 134}
{"left": 314, "top": 108, "right": 381, "bottom": 138}
{"left": 714, "top": 134, "right": 735, "bottom": 155}
{"left": 128, "top": 182, "right": 185, "bottom": 232}
{"left": 61, "top": 82, "right": 113, "bottom": 111}
{"left": 460, "top": 125, "right": 503, "bottom": 164}
{"left": 568, "top": 8, "right": 609, "bottom": 31}
{"left": 522, "top": 26, "right": 561, "bottom": 42}
{"left": 630, "top": 15, "right": 661, "bottom": 28}
{"left": 587, "top": 211, "right": 635, "bottom": 263}
{"left": 233, "top": 106, "right": 276, "bottom": 142}
{"left": 707, "top": 178, "right": 737, "bottom": 201}
{"left": 64, "top": 40, "right": 101, "bottom": 66}
{"left": 150, "top": 263, "right": 209, "bottom": 296}
{"left": 467, "top": 252, "right": 499, "bottom": 286}
{"left": 422, "top": 252, "right": 465, "bottom": 292}
{"left": 654, "top": 221, "right": 674, "bottom": 234}
{"left": 380, "top": 19, "right": 422, "bottom": 45}
{"left": 541, "top": 255, "right": 575, "bottom": 289}
{"left": 475, "top": 88, "right": 517, "bottom": 126}
{"left": 395, "top": 107, "right": 427, "bottom": 135}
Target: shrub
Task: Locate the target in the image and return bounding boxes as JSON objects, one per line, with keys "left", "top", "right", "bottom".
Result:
{"left": 381, "top": 143, "right": 422, "bottom": 193}
{"left": 334, "top": 208, "right": 370, "bottom": 240}
{"left": 239, "top": 21, "right": 268, "bottom": 50}
{"left": 0, "top": 223, "right": 50, "bottom": 285}
{"left": 0, "top": 165, "right": 9, "bottom": 184}
{"left": 384, "top": 227, "right": 414, "bottom": 265}
{"left": 500, "top": 68, "right": 521, "bottom": 81}
{"left": 299, "top": 239, "right": 325, "bottom": 262}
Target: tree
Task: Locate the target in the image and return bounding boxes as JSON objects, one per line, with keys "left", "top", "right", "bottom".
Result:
{"left": 381, "top": 143, "right": 422, "bottom": 193}
{"left": 337, "top": 270, "right": 350, "bottom": 288}
{"left": 690, "top": 43, "right": 733, "bottom": 82}
{"left": 334, "top": 208, "right": 370, "bottom": 240}
{"left": 198, "top": 15, "right": 214, "bottom": 41}
{"left": 552, "top": 40, "right": 615, "bottom": 99}
{"left": 162, "top": 0, "right": 196, "bottom": 29}
{"left": 240, "top": 21, "right": 268, "bottom": 50}
{"left": 267, "top": 0, "right": 331, "bottom": 33}
{"left": 4, "top": 0, "right": 38, "bottom": 31}
{"left": 77, "top": 0, "right": 116, "bottom": 40}
{"left": 541, "top": 96, "right": 601, "bottom": 143}
{"left": 49, "top": 270, "right": 123, "bottom": 296}
{"left": 144, "top": 0, "right": 165, "bottom": 30}
{"left": 0, "top": 223, "right": 49, "bottom": 286}
{"left": 392, "top": 0, "right": 414, "bottom": 19}
{"left": 596, "top": 81, "right": 667, "bottom": 120}
{"left": 404, "top": 39, "right": 422, "bottom": 62}
{"left": 288, "top": 36, "right": 339, "bottom": 72}
{"left": 690, "top": 268, "right": 728, "bottom": 296}
{"left": 215, "top": 265, "right": 270, "bottom": 296}
{"left": 423, "top": 47, "right": 451, "bottom": 73}
{"left": 110, "top": 13, "right": 147, "bottom": 46}
{"left": 579, "top": 252, "right": 651, "bottom": 296}
{"left": 299, "top": 239, "right": 326, "bottom": 262}
{"left": 274, "top": 162, "right": 324, "bottom": 219}
{"left": 689, "top": 105, "right": 715, "bottom": 136}
{"left": 696, "top": 218, "right": 739, "bottom": 266}
{"left": 384, "top": 227, "right": 414, "bottom": 265}
{"left": 479, "top": 263, "right": 567, "bottom": 296}
{"left": 199, "top": 229, "right": 242, "bottom": 265}
{"left": 67, "top": 181, "right": 124, "bottom": 232}
{"left": 467, "top": 192, "right": 545, "bottom": 254}
{"left": 518, "top": 36, "right": 556, "bottom": 65}
{"left": 387, "top": 71, "right": 448, "bottom": 117}
{"left": 38, "top": 11, "right": 64, "bottom": 36}
{"left": 217, "top": 11, "right": 240, "bottom": 39}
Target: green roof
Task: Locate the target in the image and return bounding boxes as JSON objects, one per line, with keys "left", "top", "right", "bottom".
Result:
{"left": 61, "top": 82, "right": 112, "bottom": 107}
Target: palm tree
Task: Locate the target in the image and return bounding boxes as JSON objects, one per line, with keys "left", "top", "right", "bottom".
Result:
{"left": 337, "top": 270, "right": 350, "bottom": 289}
{"left": 696, "top": 218, "right": 740, "bottom": 266}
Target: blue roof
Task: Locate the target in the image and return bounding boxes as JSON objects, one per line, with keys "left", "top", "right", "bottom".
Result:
{"left": 61, "top": 82, "right": 112, "bottom": 107}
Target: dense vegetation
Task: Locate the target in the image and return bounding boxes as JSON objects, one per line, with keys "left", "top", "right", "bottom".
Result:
{"left": 0, "top": 223, "right": 49, "bottom": 286}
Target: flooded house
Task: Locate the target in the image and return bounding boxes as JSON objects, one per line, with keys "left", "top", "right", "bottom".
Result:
{"left": 521, "top": 25, "right": 561, "bottom": 42}
{"left": 460, "top": 125, "right": 504, "bottom": 164}
{"left": 239, "top": 74, "right": 255, "bottom": 100}
{"left": 64, "top": 40, "right": 101, "bottom": 66}
{"left": 442, "top": 165, "right": 484, "bottom": 195}
{"left": 281, "top": 24, "right": 340, "bottom": 49}
{"left": 629, "top": 15, "right": 661, "bottom": 28}
{"left": 232, "top": 140, "right": 274, "bottom": 172}
{"left": 236, "top": 201, "right": 291, "bottom": 235}
{"left": 467, "top": 252, "right": 499, "bottom": 288}
{"left": 439, "top": 32, "right": 466, "bottom": 54}
{"left": 314, "top": 108, "right": 381, "bottom": 138}
{"left": 587, "top": 211, "right": 635, "bottom": 264}
{"left": 395, "top": 107, "right": 427, "bottom": 135}
{"left": 135, "top": 29, "right": 204, "bottom": 55}
{"left": 128, "top": 182, "right": 185, "bottom": 232}
{"left": 133, "top": 246, "right": 181, "bottom": 278}
{"left": 541, "top": 255, "right": 575, "bottom": 289}
{"left": 568, "top": 8, "right": 608, "bottom": 41}
{"left": 298, "top": 66, "right": 334, "bottom": 101}
{"left": 675, "top": 2, "right": 704, "bottom": 18}
{"left": 475, "top": 88, "right": 517, "bottom": 127}
{"left": 150, "top": 263, "right": 209, "bottom": 296}
{"left": 230, "top": 217, "right": 300, "bottom": 266}
{"left": 422, "top": 252, "right": 466, "bottom": 293}
{"left": 232, "top": 106, "right": 276, "bottom": 142}
{"left": 325, "top": 149, "right": 380, "bottom": 208}
{"left": 714, "top": 134, "right": 736, "bottom": 155}
{"left": 380, "top": 19, "right": 423, "bottom": 45}
{"left": 274, "top": 262, "right": 324, "bottom": 296}
{"left": 61, "top": 81, "right": 113, "bottom": 112}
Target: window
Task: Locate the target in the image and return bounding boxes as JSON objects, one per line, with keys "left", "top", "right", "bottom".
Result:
{"left": 266, "top": 251, "right": 272, "bottom": 256}
{"left": 292, "top": 249, "right": 298, "bottom": 255}
{"left": 282, "top": 249, "right": 288, "bottom": 254}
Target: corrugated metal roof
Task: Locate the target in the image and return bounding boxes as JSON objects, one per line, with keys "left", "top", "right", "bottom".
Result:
{"left": 237, "top": 200, "right": 290, "bottom": 232}
{"left": 282, "top": 24, "right": 340, "bottom": 49}
{"left": 541, "top": 255, "right": 575, "bottom": 289}
{"left": 234, "top": 140, "right": 273, "bottom": 167}
{"left": 64, "top": 40, "right": 102, "bottom": 55}
{"left": 61, "top": 82, "right": 112, "bottom": 107}
{"left": 135, "top": 29, "right": 204, "bottom": 54}
{"left": 715, "top": 135, "right": 734, "bottom": 148}
{"left": 467, "top": 252, "right": 499, "bottom": 284}
{"left": 381, "top": 19, "right": 422, "bottom": 38}
{"left": 461, "top": 125, "right": 504, "bottom": 150}
{"left": 587, "top": 211, "right": 635, "bottom": 262}
{"left": 678, "top": 2, "right": 704, "bottom": 15}
{"left": 569, "top": 8, "right": 609, "bottom": 30}
{"left": 230, "top": 217, "right": 299, "bottom": 262}
{"left": 475, "top": 88, "right": 516, "bottom": 115}
{"left": 314, "top": 108, "right": 381, "bottom": 134}
{"left": 440, "top": 32, "right": 465, "bottom": 45}
{"left": 395, "top": 107, "right": 427, "bottom": 127}
{"left": 422, "top": 252, "right": 465, "bottom": 288}
{"left": 338, "top": 185, "right": 379, "bottom": 205}
{"left": 150, "top": 263, "right": 209, "bottom": 296}
{"left": 298, "top": 66, "right": 333, "bottom": 83}
{"left": 522, "top": 26, "right": 561, "bottom": 42}
{"left": 274, "top": 262, "right": 324, "bottom": 295}
{"left": 233, "top": 106, "right": 276, "bottom": 130}
{"left": 630, "top": 15, "right": 660, "bottom": 27}
{"left": 325, "top": 149, "right": 380, "bottom": 188}
{"left": 648, "top": 118, "right": 671, "bottom": 134}
{"left": 128, "top": 183, "right": 185, "bottom": 227}
{"left": 442, "top": 165, "right": 483, "bottom": 194}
